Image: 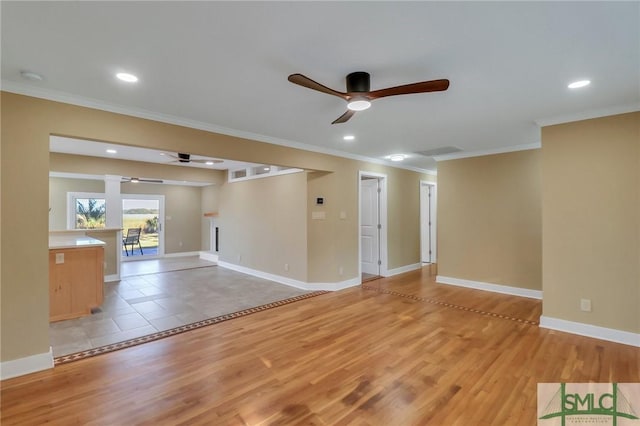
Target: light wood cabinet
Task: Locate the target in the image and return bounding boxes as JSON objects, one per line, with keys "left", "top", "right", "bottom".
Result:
{"left": 49, "top": 246, "right": 104, "bottom": 322}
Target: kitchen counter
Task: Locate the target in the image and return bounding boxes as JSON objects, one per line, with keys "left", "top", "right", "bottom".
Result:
{"left": 49, "top": 235, "right": 106, "bottom": 250}
{"left": 49, "top": 227, "right": 122, "bottom": 234}
{"left": 49, "top": 237, "right": 105, "bottom": 322}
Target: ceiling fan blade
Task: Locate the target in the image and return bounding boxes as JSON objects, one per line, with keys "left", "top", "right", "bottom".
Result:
{"left": 368, "top": 79, "right": 450, "bottom": 100}
{"left": 331, "top": 110, "right": 355, "bottom": 124}
{"left": 288, "top": 74, "right": 348, "bottom": 100}
{"left": 122, "top": 177, "right": 163, "bottom": 184}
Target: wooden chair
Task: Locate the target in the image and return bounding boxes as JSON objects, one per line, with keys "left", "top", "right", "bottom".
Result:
{"left": 122, "top": 228, "right": 143, "bottom": 256}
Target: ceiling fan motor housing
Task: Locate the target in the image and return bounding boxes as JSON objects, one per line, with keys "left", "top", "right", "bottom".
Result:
{"left": 346, "top": 72, "right": 370, "bottom": 93}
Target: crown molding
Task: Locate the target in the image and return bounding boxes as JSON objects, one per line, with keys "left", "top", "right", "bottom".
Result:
{"left": 1, "top": 80, "right": 436, "bottom": 176}
{"left": 535, "top": 102, "right": 640, "bottom": 128}
{"left": 433, "top": 142, "right": 541, "bottom": 162}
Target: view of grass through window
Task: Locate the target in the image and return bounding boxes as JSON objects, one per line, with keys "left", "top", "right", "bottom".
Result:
{"left": 123, "top": 198, "right": 160, "bottom": 256}
{"left": 75, "top": 198, "right": 106, "bottom": 229}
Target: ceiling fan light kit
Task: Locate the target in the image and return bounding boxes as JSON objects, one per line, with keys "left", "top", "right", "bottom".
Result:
{"left": 347, "top": 97, "right": 371, "bottom": 111}
{"left": 288, "top": 71, "right": 449, "bottom": 124}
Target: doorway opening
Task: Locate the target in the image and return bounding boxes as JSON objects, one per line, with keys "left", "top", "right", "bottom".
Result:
{"left": 121, "top": 195, "right": 165, "bottom": 260}
{"left": 420, "top": 181, "right": 436, "bottom": 264}
{"left": 359, "top": 171, "right": 387, "bottom": 282}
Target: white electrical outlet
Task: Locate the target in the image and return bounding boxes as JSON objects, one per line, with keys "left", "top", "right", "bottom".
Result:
{"left": 339, "top": 266, "right": 343, "bottom": 276}
{"left": 284, "top": 263, "right": 289, "bottom": 271}
{"left": 580, "top": 298, "right": 592, "bottom": 312}
{"left": 55, "top": 253, "right": 64, "bottom": 264}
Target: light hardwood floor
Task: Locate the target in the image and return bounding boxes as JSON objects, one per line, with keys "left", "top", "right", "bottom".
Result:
{"left": 2, "top": 265, "right": 638, "bottom": 425}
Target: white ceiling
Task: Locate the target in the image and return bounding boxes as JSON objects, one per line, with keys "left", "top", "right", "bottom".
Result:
{"left": 2, "top": 2, "right": 639, "bottom": 172}
{"left": 50, "top": 136, "right": 259, "bottom": 171}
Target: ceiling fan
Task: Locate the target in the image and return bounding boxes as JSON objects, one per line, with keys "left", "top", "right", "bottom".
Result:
{"left": 165, "top": 152, "right": 223, "bottom": 164}
{"left": 122, "top": 177, "right": 163, "bottom": 184}
{"left": 288, "top": 71, "right": 450, "bottom": 124}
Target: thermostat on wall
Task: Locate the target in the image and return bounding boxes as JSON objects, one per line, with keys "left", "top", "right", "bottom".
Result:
{"left": 316, "top": 197, "right": 324, "bottom": 205}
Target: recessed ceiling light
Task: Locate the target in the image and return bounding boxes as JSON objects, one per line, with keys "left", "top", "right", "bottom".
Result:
{"left": 343, "top": 135, "right": 355, "bottom": 141}
{"left": 106, "top": 149, "right": 117, "bottom": 154}
{"left": 263, "top": 167, "right": 270, "bottom": 171}
{"left": 116, "top": 72, "right": 138, "bottom": 83}
{"left": 568, "top": 80, "right": 590, "bottom": 89}
{"left": 388, "top": 154, "right": 406, "bottom": 162}
{"left": 205, "top": 161, "right": 214, "bottom": 165}
{"left": 20, "top": 70, "right": 44, "bottom": 81}
{"left": 159, "top": 153, "right": 165, "bottom": 156}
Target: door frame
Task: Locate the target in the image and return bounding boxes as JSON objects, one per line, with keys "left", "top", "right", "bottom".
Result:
{"left": 358, "top": 171, "right": 388, "bottom": 279}
{"left": 420, "top": 180, "right": 437, "bottom": 263}
{"left": 121, "top": 194, "right": 165, "bottom": 260}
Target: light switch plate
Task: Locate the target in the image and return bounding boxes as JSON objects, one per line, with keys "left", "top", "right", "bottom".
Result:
{"left": 55, "top": 253, "right": 64, "bottom": 264}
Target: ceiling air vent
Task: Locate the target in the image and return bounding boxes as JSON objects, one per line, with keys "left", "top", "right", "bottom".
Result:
{"left": 414, "top": 146, "right": 463, "bottom": 157}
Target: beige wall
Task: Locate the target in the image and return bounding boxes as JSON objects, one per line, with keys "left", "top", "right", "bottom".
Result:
{"left": 2, "top": 93, "right": 51, "bottom": 361}
{"left": 219, "top": 172, "right": 308, "bottom": 281}
{"left": 1, "top": 92, "right": 429, "bottom": 363}
{"left": 305, "top": 160, "right": 434, "bottom": 281}
{"left": 50, "top": 176, "right": 209, "bottom": 253}
{"left": 85, "top": 230, "right": 119, "bottom": 277}
{"left": 49, "top": 176, "right": 208, "bottom": 274}
{"left": 50, "top": 153, "right": 226, "bottom": 254}
{"left": 121, "top": 182, "right": 202, "bottom": 254}
{"left": 49, "top": 177, "right": 105, "bottom": 230}
{"left": 437, "top": 149, "right": 542, "bottom": 290}
{"left": 542, "top": 112, "right": 640, "bottom": 333}
{"left": 201, "top": 185, "right": 220, "bottom": 252}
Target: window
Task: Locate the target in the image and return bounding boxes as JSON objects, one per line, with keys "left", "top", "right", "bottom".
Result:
{"left": 68, "top": 193, "right": 106, "bottom": 229}
{"left": 228, "top": 165, "right": 304, "bottom": 183}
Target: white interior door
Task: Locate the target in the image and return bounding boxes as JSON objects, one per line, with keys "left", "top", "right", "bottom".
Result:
{"left": 420, "top": 182, "right": 436, "bottom": 263}
{"left": 360, "top": 178, "right": 380, "bottom": 275}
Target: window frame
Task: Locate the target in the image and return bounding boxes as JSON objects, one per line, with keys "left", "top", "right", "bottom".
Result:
{"left": 67, "top": 192, "right": 107, "bottom": 230}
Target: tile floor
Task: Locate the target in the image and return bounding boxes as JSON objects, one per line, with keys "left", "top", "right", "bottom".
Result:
{"left": 121, "top": 255, "right": 215, "bottom": 277}
{"left": 50, "top": 257, "right": 310, "bottom": 357}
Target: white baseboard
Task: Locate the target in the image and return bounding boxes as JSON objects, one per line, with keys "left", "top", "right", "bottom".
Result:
{"left": 218, "top": 261, "right": 360, "bottom": 291}
{"left": 384, "top": 263, "right": 422, "bottom": 277}
{"left": 540, "top": 316, "right": 640, "bottom": 347}
{"left": 436, "top": 275, "right": 543, "bottom": 299}
{"left": 1, "top": 347, "right": 54, "bottom": 380}
{"left": 104, "top": 274, "right": 119, "bottom": 282}
{"left": 164, "top": 251, "right": 201, "bottom": 258}
{"left": 199, "top": 251, "right": 219, "bottom": 263}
